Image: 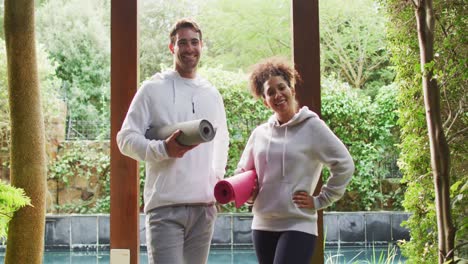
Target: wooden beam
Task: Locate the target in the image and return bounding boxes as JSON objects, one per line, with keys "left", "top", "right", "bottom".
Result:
{"left": 291, "top": 0, "right": 323, "bottom": 263}
{"left": 110, "top": 0, "right": 139, "bottom": 263}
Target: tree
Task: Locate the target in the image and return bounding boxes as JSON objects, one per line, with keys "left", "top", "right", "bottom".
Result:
{"left": 412, "top": 0, "right": 454, "bottom": 262}
{"left": 384, "top": 0, "right": 466, "bottom": 262}
{"left": 319, "top": 0, "right": 393, "bottom": 90}
{"left": 4, "top": 0, "right": 47, "bottom": 263}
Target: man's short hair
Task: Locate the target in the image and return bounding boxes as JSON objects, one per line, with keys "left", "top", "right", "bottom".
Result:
{"left": 169, "top": 18, "right": 202, "bottom": 44}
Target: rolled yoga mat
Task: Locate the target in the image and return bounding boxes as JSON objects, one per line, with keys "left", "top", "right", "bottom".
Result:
{"left": 214, "top": 170, "right": 257, "bottom": 208}
{"left": 145, "top": 119, "right": 216, "bottom": 146}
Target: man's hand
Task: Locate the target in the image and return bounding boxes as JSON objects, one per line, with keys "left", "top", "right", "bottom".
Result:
{"left": 165, "top": 130, "right": 199, "bottom": 158}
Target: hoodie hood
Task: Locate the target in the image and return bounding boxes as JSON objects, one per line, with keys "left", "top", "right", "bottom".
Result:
{"left": 267, "top": 106, "right": 318, "bottom": 127}
{"left": 150, "top": 70, "right": 176, "bottom": 81}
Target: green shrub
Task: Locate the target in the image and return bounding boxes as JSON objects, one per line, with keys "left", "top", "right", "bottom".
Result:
{"left": 202, "top": 68, "right": 271, "bottom": 176}
{"left": 383, "top": 0, "right": 467, "bottom": 262}
{"left": 322, "top": 79, "right": 401, "bottom": 211}
{"left": 36, "top": 0, "right": 111, "bottom": 139}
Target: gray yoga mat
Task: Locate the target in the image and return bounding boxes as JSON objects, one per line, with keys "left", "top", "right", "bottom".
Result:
{"left": 145, "top": 119, "right": 216, "bottom": 146}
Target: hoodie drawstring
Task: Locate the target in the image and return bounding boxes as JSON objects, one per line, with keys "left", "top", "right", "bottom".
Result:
{"left": 267, "top": 124, "right": 287, "bottom": 180}
{"left": 266, "top": 124, "right": 273, "bottom": 163}
{"left": 172, "top": 79, "right": 176, "bottom": 104}
{"left": 191, "top": 94, "right": 195, "bottom": 114}
{"left": 282, "top": 126, "right": 287, "bottom": 179}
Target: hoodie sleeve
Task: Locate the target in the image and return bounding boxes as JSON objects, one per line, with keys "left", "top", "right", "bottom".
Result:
{"left": 212, "top": 92, "right": 230, "bottom": 180}
{"left": 234, "top": 130, "right": 256, "bottom": 175}
{"left": 116, "top": 82, "right": 170, "bottom": 162}
{"left": 311, "top": 119, "right": 355, "bottom": 210}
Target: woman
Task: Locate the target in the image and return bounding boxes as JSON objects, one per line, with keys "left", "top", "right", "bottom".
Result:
{"left": 236, "top": 58, "right": 354, "bottom": 264}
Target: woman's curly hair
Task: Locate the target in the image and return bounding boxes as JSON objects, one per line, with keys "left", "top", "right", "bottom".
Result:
{"left": 248, "top": 57, "right": 301, "bottom": 99}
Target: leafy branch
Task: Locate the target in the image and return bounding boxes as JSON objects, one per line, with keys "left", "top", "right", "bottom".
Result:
{"left": 0, "top": 181, "right": 31, "bottom": 240}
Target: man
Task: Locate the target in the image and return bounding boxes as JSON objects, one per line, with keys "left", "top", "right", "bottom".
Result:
{"left": 116, "top": 18, "right": 229, "bottom": 264}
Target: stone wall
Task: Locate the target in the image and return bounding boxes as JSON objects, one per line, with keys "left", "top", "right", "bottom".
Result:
{"left": 46, "top": 141, "right": 110, "bottom": 214}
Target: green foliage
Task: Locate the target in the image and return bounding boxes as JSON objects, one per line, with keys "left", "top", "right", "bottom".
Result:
{"left": 198, "top": 0, "right": 291, "bottom": 71}
{"left": 200, "top": 67, "right": 271, "bottom": 212}
{"left": 0, "top": 37, "right": 64, "bottom": 161}
{"left": 139, "top": 0, "right": 292, "bottom": 74}
{"left": 199, "top": 0, "right": 396, "bottom": 91}
{"left": 319, "top": 0, "right": 394, "bottom": 89}
{"left": 199, "top": 67, "right": 271, "bottom": 176}
{"left": 47, "top": 142, "right": 146, "bottom": 214}
{"left": 139, "top": 0, "right": 199, "bottom": 80}
{"left": 33, "top": 0, "right": 396, "bottom": 141}
{"left": 140, "top": 0, "right": 394, "bottom": 91}
{"left": 32, "top": 1, "right": 396, "bottom": 180}
{"left": 322, "top": 78, "right": 401, "bottom": 211}
{"left": 48, "top": 142, "right": 110, "bottom": 213}
{"left": 383, "top": 0, "right": 467, "bottom": 262}
{"left": 36, "top": 0, "right": 110, "bottom": 138}
{"left": 0, "top": 40, "right": 8, "bottom": 154}
{"left": 0, "top": 181, "right": 31, "bottom": 241}
{"left": 2, "top": 0, "right": 408, "bottom": 216}
{"left": 0, "top": 3, "right": 3, "bottom": 39}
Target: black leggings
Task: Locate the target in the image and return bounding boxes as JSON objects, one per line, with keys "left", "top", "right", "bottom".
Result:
{"left": 252, "top": 230, "right": 317, "bottom": 264}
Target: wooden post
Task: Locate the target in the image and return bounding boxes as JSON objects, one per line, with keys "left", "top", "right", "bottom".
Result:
{"left": 110, "top": 0, "right": 140, "bottom": 263}
{"left": 291, "top": 0, "right": 323, "bottom": 263}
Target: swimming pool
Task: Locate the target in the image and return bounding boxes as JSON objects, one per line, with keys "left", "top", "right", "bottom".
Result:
{"left": 0, "top": 246, "right": 406, "bottom": 263}
{"left": 0, "top": 249, "right": 256, "bottom": 264}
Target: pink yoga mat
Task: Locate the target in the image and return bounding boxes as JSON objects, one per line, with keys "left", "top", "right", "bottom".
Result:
{"left": 214, "top": 170, "right": 257, "bottom": 208}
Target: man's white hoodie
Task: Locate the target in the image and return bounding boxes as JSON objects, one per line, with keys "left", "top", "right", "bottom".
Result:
{"left": 235, "top": 106, "right": 354, "bottom": 235}
{"left": 117, "top": 70, "right": 229, "bottom": 212}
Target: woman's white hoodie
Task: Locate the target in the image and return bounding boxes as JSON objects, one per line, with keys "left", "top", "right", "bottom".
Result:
{"left": 117, "top": 70, "right": 229, "bottom": 212}
{"left": 235, "top": 106, "right": 354, "bottom": 235}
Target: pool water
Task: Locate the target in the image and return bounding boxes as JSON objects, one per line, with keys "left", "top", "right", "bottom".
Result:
{"left": 0, "top": 249, "right": 256, "bottom": 264}
{"left": 0, "top": 247, "right": 406, "bottom": 263}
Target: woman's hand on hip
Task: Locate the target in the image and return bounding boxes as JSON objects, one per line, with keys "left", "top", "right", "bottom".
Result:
{"left": 292, "top": 191, "right": 315, "bottom": 209}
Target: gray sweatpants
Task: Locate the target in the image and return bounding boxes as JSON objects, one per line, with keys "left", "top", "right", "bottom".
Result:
{"left": 145, "top": 204, "right": 217, "bottom": 264}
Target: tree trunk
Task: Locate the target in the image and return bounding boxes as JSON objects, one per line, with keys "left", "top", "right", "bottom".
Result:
{"left": 413, "top": 1, "right": 455, "bottom": 263}
{"left": 4, "top": 0, "right": 47, "bottom": 263}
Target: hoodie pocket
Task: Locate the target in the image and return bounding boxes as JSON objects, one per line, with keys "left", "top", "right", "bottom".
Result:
{"left": 253, "top": 182, "right": 297, "bottom": 219}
